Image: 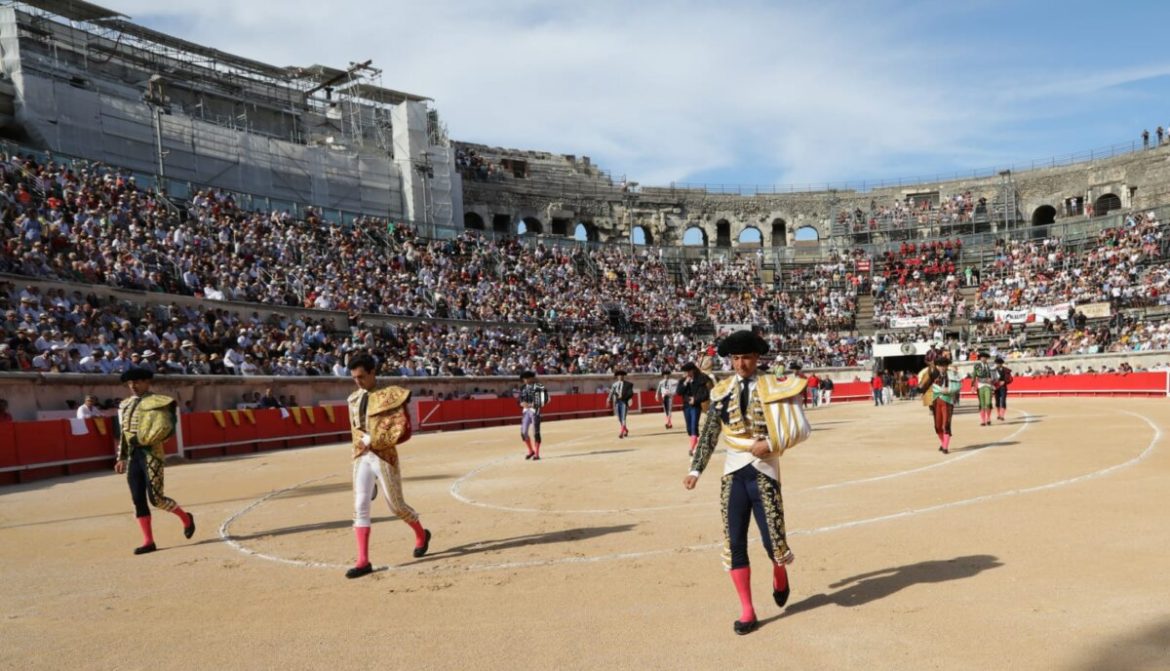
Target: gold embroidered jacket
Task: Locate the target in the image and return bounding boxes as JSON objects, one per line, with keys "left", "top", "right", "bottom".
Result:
{"left": 690, "top": 374, "right": 811, "bottom": 474}
{"left": 116, "top": 393, "right": 177, "bottom": 460}
{"left": 348, "top": 385, "right": 411, "bottom": 462}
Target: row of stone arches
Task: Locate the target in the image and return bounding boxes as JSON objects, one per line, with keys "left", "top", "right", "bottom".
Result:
{"left": 464, "top": 213, "right": 608, "bottom": 242}
{"left": 1029, "top": 193, "right": 1121, "bottom": 226}
{"left": 680, "top": 219, "right": 819, "bottom": 247}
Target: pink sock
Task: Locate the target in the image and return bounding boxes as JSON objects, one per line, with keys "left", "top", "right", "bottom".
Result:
{"left": 942, "top": 434, "right": 951, "bottom": 451}
{"left": 689, "top": 436, "right": 698, "bottom": 452}
{"left": 407, "top": 520, "right": 427, "bottom": 547}
{"left": 534, "top": 442, "right": 541, "bottom": 457}
{"left": 171, "top": 506, "right": 191, "bottom": 527}
{"left": 773, "top": 563, "right": 789, "bottom": 592}
{"left": 730, "top": 567, "right": 755, "bottom": 622}
{"left": 523, "top": 437, "right": 534, "bottom": 455}
{"left": 136, "top": 516, "right": 154, "bottom": 545}
{"left": 354, "top": 526, "right": 371, "bottom": 566}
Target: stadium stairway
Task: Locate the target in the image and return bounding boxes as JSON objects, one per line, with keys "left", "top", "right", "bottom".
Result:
{"left": 856, "top": 292, "right": 876, "bottom": 335}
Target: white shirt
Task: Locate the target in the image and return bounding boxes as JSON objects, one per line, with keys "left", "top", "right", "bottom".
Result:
{"left": 76, "top": 405, "right": 100, "bottom": 419}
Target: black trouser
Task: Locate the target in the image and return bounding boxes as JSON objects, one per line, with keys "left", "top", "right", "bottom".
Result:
{"left": 127, "top": 447, "right": 178, "bottom": 517}
{"left": 995, "top": 386, "right": 1008, "bottom": 409}
{"left": 722, "top": 465, "right": 790, "bottom": 569}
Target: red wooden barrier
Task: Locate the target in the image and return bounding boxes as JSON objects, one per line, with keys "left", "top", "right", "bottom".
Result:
{"left": 0, "top": 422, "right": 18, "bottom": 470}
{"left": 2, "top": 371, "right": 1167, "bottom": 485}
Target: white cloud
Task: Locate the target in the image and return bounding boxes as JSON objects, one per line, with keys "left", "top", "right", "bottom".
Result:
{"left": 98, "top": 0, "right": 1162, "bottom": 187}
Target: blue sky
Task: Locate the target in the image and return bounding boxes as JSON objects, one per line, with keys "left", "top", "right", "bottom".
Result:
{"left": 109, "top": 0, "right": 1170, "bottom": 189}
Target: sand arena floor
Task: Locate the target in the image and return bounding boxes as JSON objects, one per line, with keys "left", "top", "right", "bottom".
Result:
{"left": 3, "top": 397, "right": 1170, "bottom": 671}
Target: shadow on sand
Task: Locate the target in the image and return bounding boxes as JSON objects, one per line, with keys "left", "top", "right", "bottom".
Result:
{"left": 762, "top": 554, "right": 1003, "bottom": 629}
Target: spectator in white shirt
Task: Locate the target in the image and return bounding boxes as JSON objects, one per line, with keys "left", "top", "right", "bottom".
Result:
{"left": 76, "top": 395, "right": 101, "bottom": 419}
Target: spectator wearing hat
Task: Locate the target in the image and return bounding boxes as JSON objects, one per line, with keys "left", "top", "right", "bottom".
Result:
{"left": 683, "top": 329, "right": 812, "bottom": 635}
{"left": 655, "top": 369, "right": 678, "bottom": 429}
{"left": 606, "top": 370, "right": 635, "bottom": 438}
{"left": 918, "top": 355, "right": 962, "bottom": 454}
{"left": 993, "top": 357, "right": 1013, "bottom": 421}
{"left": 971, "top": 351, "right": 996, "bottom": 426}
{"left": 677, "top": 362, "right": 710, "bottom": 455}
{"left": 517, "top": 371, "right": 549, "bottom": 460}
{"left": 114, "top": 367, "right": 195, "bottom": 554}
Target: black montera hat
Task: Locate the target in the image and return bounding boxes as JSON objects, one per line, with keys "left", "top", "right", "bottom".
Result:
{"left": 120, "top": 367, "right": 154, "bottom": 382}
{"left": 936, "top": 355, "right": 952, "bottom": 366}
{"left": 994, "top": 357, "right": 1005, "bottom": 364}
{"left": 978, "top": 350, "right": 990, "bottom": 358}
{"left": 614, "top": 370, "right": 628, "bottom": 377}
{"left": 717, "top": 330, "right": 769, "bottom": 357}
{"left": 661, "top": 369, "right": 672, "bottom": 376}
{"left": 788, "top": 361, "right": 803, "bottom": 370}
{"left": 681, "top": 362, "right": 697, "bottom": 372}
{"left": 520, "top": 371, "right": 536, "bottom": 379}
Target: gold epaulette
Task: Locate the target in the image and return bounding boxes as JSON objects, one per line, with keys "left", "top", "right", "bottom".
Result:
{"left": 710, "top": 376, "right": 736, "bottom": 401}
{"left": 758, "top": 375, "right": 807, "bottom": 402}
{"left": 137, "top": 394, "right": 177, "bottom": 412}
{"left": 367, "top": 386, "right": 411, "bottom": 416}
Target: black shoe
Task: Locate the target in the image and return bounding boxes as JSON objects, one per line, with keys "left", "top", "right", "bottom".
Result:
{"left": 345, "top": 563, "right": 373, "bottom": 579}
{"left": 525, "top": 453, "right": 533, "bottom": 460}
{"left": 413, "top": 529, "right": 431, "bottom": 558}
{"left": 371, "top": 484, "right": 379, "bottom": 501}
{"left": 134, "top": 542, "right": 157, "bottom": 555}
{"left": 183, "top": 513, "right": 196, "bottom": 539}
{"left": 773, "top": 586, "right": 790, "bottom": 608}
{"left": 733, "top": 618, "right": 759, "bottom": 635}
{"left": 532, "top": 455, "right": 541, "bottom": 461}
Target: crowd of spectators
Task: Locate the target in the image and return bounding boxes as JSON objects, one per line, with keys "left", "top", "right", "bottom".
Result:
{"left": 971, "top": 212, "right": 1168, "bottom": 320}
{"left": 4, "top": 149, "right": 1170, "bottom": 379}
{"left": 836, "top": 193, "right": 987, "bottom": 237}
{"left": 455, "top": 147, "right": 503, "bottom": 181}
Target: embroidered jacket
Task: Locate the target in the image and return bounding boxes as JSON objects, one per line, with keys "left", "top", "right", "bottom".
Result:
{"left": 348, "top": 384, "right": 411, "bottom": 462}
{"left": 116, "top": 392, "right": 177, "bottom": 460}
{"left": 690, "top": 374, "right": 811, "bottom": 480}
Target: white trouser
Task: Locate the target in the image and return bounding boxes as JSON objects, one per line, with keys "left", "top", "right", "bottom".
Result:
{"left": 352, "top": 451, "right": 418, "bottom": 527}
{"left": 820, "top": 390, "right": 832, "bottom": 406}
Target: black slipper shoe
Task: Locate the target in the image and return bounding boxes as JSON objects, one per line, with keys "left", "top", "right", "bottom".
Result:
{"left": 345, "top": 563, "right": 373, "bottom": 579}
{"left": 733, "top": 618, "right": 758, "bottom": 635}
{"left": 413, "top": 529, "right": 432, "bottom": 558}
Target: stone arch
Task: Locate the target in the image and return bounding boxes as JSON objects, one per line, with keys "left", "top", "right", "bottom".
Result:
{"left": 574, "top": 222, "right": 600, "bottom": 242}
{"left": 631, "top": 225, "right": 653, "bottom": 246}
{"left": 771, "top": 218, "right": 787, "bottom": 246}
{"left": 551, "top": 217, "right": 570, "bottom": 236}
{"left": 715, "top": 219, "right": 732, "bottom": 248}
{"left": 1094, "top": 193, "right": 1121, "bottom": 217}
{"left": 1031, "top": 205, "right": 1056, "bottom": 227}
{"left": 683, "top": 226, "right": 708, "bottom": 246}
{"left": 518, "top": 216, "right": 543, "bottom": 236}
{"left": 491, "top": 214, "right": 512, "bottom": 234}
{"left": 737, "top": 226, "right": 763, "bottom": 246}
{"left": 794, "top": 225, "right": 820, "bottom": 242}
{"left": 464, "top": 212, "right": 485, "bottom": 230}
